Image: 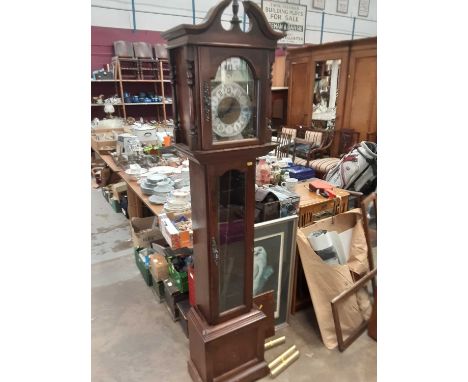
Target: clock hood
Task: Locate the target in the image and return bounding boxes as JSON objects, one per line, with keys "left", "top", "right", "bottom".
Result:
{"left": 161, "top": 0, "right": 284, "bottom": 50}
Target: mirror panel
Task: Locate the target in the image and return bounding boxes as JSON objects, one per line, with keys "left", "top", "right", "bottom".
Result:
{"left": 312, "top": 59, "right": 341, "bottom": 130}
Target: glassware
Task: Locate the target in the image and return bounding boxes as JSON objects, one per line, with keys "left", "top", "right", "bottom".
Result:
{"left": 256, "top": 157, "right": 271, "bottom": 186}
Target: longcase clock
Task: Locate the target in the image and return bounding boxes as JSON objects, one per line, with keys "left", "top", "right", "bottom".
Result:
{"left": 162, "top": 1, "right": 283, "bottom": 381}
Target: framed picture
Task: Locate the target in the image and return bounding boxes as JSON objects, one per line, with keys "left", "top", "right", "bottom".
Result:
{"left": 336, "top": 0, "right": 348, "bottom": 14}
{"left": 253, "top": 215, "right": 298, "bottom": 328}
{"left": 358, "top": 0, "right": 370, "bottom": 17}
{"left": 312, "top": 0, "right": 326, "bottom": 11}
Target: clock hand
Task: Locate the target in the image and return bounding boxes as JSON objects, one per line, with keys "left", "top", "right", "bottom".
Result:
{"left": 218, "top": 97, "right": 236, "bottom": 119}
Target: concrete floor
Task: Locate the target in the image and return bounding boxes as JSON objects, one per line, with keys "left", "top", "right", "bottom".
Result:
{"left": 91, "top": 187, "right": 377, "bottom": 382}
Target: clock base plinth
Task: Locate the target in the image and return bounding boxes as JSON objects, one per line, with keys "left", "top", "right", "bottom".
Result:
{"left": 187, "top": 306, "right": 269, "bottom": 382}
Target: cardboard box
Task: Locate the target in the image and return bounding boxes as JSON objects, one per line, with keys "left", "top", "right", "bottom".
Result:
{"left": 149, "top": 253, "right": 169, "bottom": 282}
{"left": 130, "top": 216, "right": 164, "bottom": 249}
{"left": 91, "top": 127, "right": 125, "bottom": 135}
{"left": 111, "top": 181, "right": 127, "bottom": 197}
{"left": 158, "top": 212, "right": 193, "bottom": 249}
{"left": 91, "top": 134, "right": 117, "bottom": 152}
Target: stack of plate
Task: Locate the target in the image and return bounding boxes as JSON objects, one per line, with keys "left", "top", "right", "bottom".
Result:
{"left": 140, "top": 173, "right": 169, "bottom": 195}
{"left": 164, "top": 189, "right": 191, "bottom": 212}
{"left": 171, "top": 167, "right": 190, "bottom": 189}
{"left": 163, "top": 201, "right": 191, "bottom": 212}
{"left": 125, "top": 166, "right": 148, "bottom": 181}
{"left": 149, "top": 180, "right": 174, "bottom": 205}
{"left": 148, "top": 165, "right": 176, "bottom": 176}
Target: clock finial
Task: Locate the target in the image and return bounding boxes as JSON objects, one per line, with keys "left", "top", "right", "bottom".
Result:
{"left": 231, "top": 0, "right": 241, "bottom": 25}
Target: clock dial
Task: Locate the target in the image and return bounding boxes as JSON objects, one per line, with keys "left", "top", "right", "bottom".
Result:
{"left": 211, "top": 83, "right": 252, "bottom": 138}
{"left": 210, "top": 57, "right": 257, "bottom": 142}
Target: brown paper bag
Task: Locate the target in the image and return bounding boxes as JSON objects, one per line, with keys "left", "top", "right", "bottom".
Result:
{"left": 297, "top": 209, "right": 370, "bottom": 349}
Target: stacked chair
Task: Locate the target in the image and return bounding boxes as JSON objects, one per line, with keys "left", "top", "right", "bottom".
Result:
{"left": 112, "top": 41, "right": 169, "bottom": 80}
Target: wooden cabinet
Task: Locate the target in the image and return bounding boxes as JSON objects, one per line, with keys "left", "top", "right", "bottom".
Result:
{"left": 342, "top": 42, "right": 377, "bottom": 145}
{"left": 286, "top": 37, "right": 376, "bottom": 156}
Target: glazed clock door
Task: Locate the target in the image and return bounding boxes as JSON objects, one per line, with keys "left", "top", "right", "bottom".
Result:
{"left": 210, "top": 57, "right": 256, "bottom": 143}
{"left": 207, "top": 161, "right": 255, "bottom": 324}
{"left": 199, "top": 47, "right": 271, "bottom": 150}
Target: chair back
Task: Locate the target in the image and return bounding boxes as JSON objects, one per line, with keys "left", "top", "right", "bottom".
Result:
{"left": 275, "top": 127, "right": 296, "bottom": 158}
{"left": 133, "top": 42, "right": 154, "bottom": 59}
{"left": 113, "top": 41, "right": 135, "bottom": 58}
{"left": 304, "top": 130, "right": 323, "bottom": 146}
{"left": 154, "top": 44, "right": 169, "bottom": 60}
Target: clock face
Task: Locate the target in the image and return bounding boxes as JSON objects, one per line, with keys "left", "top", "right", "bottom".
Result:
{"left": 210, "top": 57, "right": 256, "bottom": 143}
{"left": 211, "top": 83, "right": 252, "bottom": 138}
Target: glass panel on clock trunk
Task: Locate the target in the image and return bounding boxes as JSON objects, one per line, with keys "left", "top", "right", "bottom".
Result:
{"left": 211, "top": 57, "right": 256, "bottom": 143}
{"left": 217, "top": 170, "right": 246, "bottom": 313}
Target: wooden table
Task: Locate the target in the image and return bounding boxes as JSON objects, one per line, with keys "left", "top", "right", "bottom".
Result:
{"left": 291, "top": 180, "right": 350, "bottom": 314}
{"left": 95, "top": 152, "right": 164, "bottom": 218}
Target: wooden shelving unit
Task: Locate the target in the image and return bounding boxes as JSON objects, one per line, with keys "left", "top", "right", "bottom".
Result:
{"left": 91, "top": 58, "right": 173, "bottom": 122}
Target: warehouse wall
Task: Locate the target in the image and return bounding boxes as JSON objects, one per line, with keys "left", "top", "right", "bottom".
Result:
{"left": 91, "top": 0, "right": 376, "bottom": 43}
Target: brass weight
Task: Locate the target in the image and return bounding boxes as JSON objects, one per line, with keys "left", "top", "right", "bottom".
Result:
{"left": 267, "top": 345, "right": 297, "bottom": 370}
{"left": 264, "top": 336, "right": 286, "bottom": 350}
{"left": 269, "top": 349, "right": 300, "bottom": 378}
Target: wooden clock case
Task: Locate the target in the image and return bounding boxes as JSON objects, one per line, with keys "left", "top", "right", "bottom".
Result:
{"left": 162, "top": 1, "right": 283, "bottom": 381}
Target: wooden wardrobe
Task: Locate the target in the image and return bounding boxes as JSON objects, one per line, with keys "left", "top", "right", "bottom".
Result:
{"left": 286, "top": 37, "right": 376, "bottom": 156}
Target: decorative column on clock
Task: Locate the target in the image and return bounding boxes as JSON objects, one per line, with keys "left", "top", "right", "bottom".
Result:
{"left": 162, "top": 2, "right": 283, "bottom": 381}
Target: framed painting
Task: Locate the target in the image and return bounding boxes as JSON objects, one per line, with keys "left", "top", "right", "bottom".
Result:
{"left": 336, "top": 0, "right": 349, "bottom": 14}
{"left": 358, "top": 0, "right": 370, "bottom": 17}
{"left": 312, "top": 0, "right": 326, "bottom": 11}
{"left": 253, "top": 215, "right": 298, "bottom": 328}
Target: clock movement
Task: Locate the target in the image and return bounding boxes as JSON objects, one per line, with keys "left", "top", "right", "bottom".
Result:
{"left": 162, "top": 1, "right": 283, "bottom": 381}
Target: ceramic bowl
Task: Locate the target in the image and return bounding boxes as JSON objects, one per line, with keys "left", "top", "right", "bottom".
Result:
{"left": 173, "top": 178, "right": 184, "bottom": 189}
{"left": 140, "top": 183, "right": 155, "bottom": 195}
{"left": 145, "top": 179, "right": 159, "bottom": 186}
{"left": 172, "top": 189, "right": 190, "bottom": 200}
{"left": 156, "top": 178, "right": 174, "bottom": 188}
{"left": 149, "top": 195, "right": 166, "bottom": 205}
{"left": 154, "top": 185, "right": 174, "bottom": 194}
{"left": 147, "top": 173, "right": 167, "bottom": 183}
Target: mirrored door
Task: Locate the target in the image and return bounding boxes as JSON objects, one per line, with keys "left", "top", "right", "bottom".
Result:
{"left": 312, "top": 59, "right": 341, "bottom": 130}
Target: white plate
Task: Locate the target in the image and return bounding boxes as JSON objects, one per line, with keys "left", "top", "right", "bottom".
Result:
{"left": 125, "top": 168, "right": 148, "bottom": 176}
{"left": 148, "top": 166, "right": 176, "bottom": 175}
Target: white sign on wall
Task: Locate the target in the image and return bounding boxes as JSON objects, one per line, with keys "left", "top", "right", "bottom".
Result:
{"left": 262, "top": 1, "right": 307, "bottom": 45}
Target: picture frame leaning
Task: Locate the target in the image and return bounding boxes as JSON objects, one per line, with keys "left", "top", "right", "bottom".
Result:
{"left": 253, "top": 215, "right": 298, "bottom": 328}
